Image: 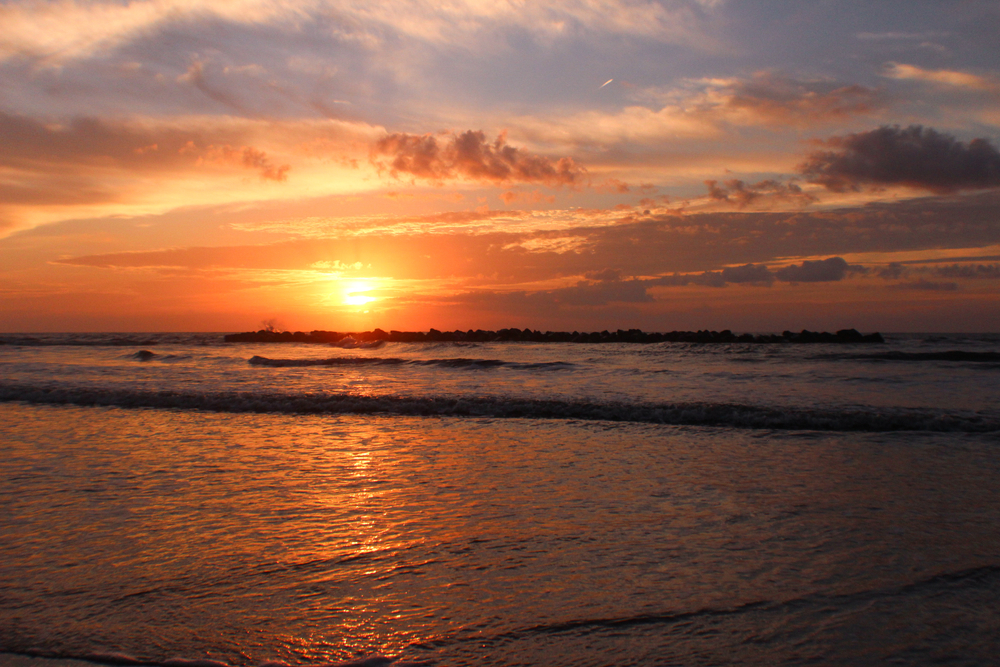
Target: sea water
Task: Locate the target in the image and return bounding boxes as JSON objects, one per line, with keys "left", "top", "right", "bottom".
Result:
{"left": 2, "top": 334, "right": 999, "bottom": 666}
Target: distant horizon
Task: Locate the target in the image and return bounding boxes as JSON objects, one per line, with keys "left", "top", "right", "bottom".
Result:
{"left": 4, "top": 327, "right": 998, "bottom": 336}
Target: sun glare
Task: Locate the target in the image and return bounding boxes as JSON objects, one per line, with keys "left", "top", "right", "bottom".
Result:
{"left": 344, "top": 281, "right": 377, "bottom": 306}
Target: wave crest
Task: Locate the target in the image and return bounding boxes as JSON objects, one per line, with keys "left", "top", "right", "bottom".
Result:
{"left": 248, "top": 356, "right": 574, "bottom": 370}
{"left": 1, "top": 383, "right": 996, "bottom": 432}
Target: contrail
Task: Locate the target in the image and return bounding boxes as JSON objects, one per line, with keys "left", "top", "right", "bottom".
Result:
{"left": 599, "top": 78, "right": 613, "bottom": 89}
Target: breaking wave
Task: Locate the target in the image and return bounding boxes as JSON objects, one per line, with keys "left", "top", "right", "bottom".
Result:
{"left": 0, "top": 651, "right": 417, "bottom": 667}
{"left": 453, "top": 563, "right": 1000, "bottom": 643}
{"left": 248, "top": 355, "right": 575, "bottom": 370}
{"left": 1, "top": 383, "right": 997, "bottom": 432}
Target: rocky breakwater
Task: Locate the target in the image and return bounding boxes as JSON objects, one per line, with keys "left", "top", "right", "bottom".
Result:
{"left": 224, "top": 327, "right": 884, "bottom": 344}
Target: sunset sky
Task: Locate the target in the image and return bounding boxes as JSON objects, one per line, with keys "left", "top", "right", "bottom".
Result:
{"left": 2, "top": 0, "right": 999, "bottom": 332}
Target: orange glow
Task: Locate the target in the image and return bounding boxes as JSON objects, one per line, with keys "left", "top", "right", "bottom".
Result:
{"left": 344, "top": 281, "right": 378, "bottom": 307}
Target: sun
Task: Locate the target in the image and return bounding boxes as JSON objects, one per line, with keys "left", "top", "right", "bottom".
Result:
{"left": 343, "top": 281, "right": 377, "bottom": 306}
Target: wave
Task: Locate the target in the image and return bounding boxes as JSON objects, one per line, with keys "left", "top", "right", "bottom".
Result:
{"left": 248, "top": 356, "right": 575, "bottom": 370}
{"left": 125, "top": 351, "right": 194, "bottom": 362}
{"left": 329, "top": 336, "right": 386, "bottom": 350}
{"left": 812, "top": 350, "right": 1000, "bottom": 363}
{"left": 0, "top": 333, "right": 225, "bottom": 347}
{"left": 6, "top": 564, "right": 995, "bottom": 667}
{"left": 0, "top": 336, "right": 163, "bottom": 347}
{"left": 0, "top": 650, "right": 421, "bottom": 667}
{"left": 2, "top": 383, "right": 997, "bottom": 432}
{"left": 456, "top": 563, "right": 1000, "bottom": 644}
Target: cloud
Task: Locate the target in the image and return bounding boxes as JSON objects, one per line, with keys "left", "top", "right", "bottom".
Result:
{"left": 198, "top": 145, "right": 290, "bottom": 181}
{"left": 0, "top": 111, "right": 306, "bottom": 179}
{"left": 509, "top": 72, "right": 882, "bottom": 153}
{"left": 715, "top": 72, "right": 882, "bottom": 125}
{"left": 800, "top": 125, "right": 1000, "bottom": 193}
{"left": 0, "top": 0, "right": 299, "bottom": 63}
{"left": 651, "top": 258, "right": 852, "bottom": 288}
{"left": 546, "top": 278, "right": 655, "bottom": 306}
{"left": 773, "top": 257, "right": 850, "bottom": 283}
{"left": 177, "top": 60, "right": 255, "bottom": 114}
{"left": 468, "top": 257, "right": 857, "bottom": 312}
{"left": 371, "top": 130, "right": 585, "bottom": 186}
{"left": 721, "top": 263, "right": 774, "bottom": 284}
{"left": 882, "top": 63, "right": 994, "bottom": 90}
{"left": 892, "top": 279, "right": 959, "bottom": 291}
{"left": 0, "top": 0, "right": 719, "bottom": 66}
{"left": 0, "top": 111, "right": 384, "bottom": 236}
{"left": 48, "top": 191, "right": 1000, "bottom": 291}
{"left": 856, "top": 31, "right": 949, "bottom": 41}
{"left": 935, "top": 263, "right": 1000, "bottom": 279}
{"left": 703, "top": 178, "right": 816, "bottom": 208}
{"left": 500, "top": 190, "right": 556, "bottom": 205}
{"left": 876, "top": 262, "right": 907, "bottom": 280}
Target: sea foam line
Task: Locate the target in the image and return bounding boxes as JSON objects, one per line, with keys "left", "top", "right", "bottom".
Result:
{"left": 0, "top": 650, "right": 419, "bottom": 667}
{"left": 248, "top": 355, "right": 573, "bottom": 369}
{"left": 811, "top": 350, "right": 1000, "bottom": 363}
{"left": 450, "top": 563, "right": 1000, "bottom": 646}
{"left": 1, "top": 383, "right": 997, "bottom": 432}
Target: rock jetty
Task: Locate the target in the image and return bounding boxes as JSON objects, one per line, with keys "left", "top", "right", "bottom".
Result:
{"left": 224, "top": 328, "right": 884, "bottom": 344}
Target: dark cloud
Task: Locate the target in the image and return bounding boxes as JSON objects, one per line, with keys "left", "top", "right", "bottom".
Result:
{"left": 549, "top": 278, "right": 654, "bottom": 306}
{"left": 721, "top": 263, "right": 774, "bottom": 284}
{"left": 801, "top": 125, "right": 1000, "bottom": 193}
{"left": 773, "top": 257, "right": 850, "bottom": 282}
{"left": 650, "top": 272, "right": 725, "bottom": 288}
{"left": 371, "top": 130, "right": 584, "bottom": 186}
{"left": 934, "top": 263, "right": 1000, "bottom": 279}
{"left": 893, "top": 280, "right": 959, "bottom": 291}
{"left": 650, "top": 259, "right": 850, "bottom": 288}
{"left": 876, "top": 262, "right": 907, "bottom": 280}
{"left": 442, "top": 256, "right": 856, "bottom": 316}
{"left": 703, "top": 178, "right": 816, "bottom": 208}
{"left": 584, "top": 268, "right": 624, "bottom": 282}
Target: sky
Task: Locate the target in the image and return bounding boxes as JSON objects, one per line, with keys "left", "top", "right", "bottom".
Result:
{"left": 2, "top": 0, "right": 1000, "bottom": 333}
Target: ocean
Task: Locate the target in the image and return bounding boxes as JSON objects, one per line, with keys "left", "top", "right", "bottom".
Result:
{"left": 2, "top": 332, "right": 999, "bottom": 666}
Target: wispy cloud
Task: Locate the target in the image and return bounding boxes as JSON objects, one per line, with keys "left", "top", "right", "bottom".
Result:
{"left": 372, "top": 130, "right": 585, "bottom": 186}
{"left": 0, "top": 111, "right": 379, "bottom": 234}
{"left": 883, "top": 63, "right": 995, "bottom": 90}
{"left": 0, "top": 0, "right": 720, "bottom": 65}
{"left": 505, "top": 72, "right": 883, "bottom": 157}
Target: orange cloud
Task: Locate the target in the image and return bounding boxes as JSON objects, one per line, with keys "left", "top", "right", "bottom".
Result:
{"left": 883, "top": 63, "right": 995, "bottom": 90}
{"left": 0, "top": 111, "right": 382, "bottom": 235}
{"left": 372, "top": 130, "right": 585, "bottom": 186}
{"left": 199, "top": 145, "right": 290, "bottom": 181}
{"left": 500, "top": 190, "right": 557, "bottom": 205}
